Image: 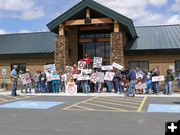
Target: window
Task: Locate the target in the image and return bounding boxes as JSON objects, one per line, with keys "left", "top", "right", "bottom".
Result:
{"left": 129, "top": 61, "right": 149, "bottom": 71}
{"left": 175, "top": 61, "right": 180, "bottom": 76}
{"left": 81, "top": 42, "right": 110, "bottom": 59}
{"left": 11, "top": 64, "right": 26, "bottom": 73}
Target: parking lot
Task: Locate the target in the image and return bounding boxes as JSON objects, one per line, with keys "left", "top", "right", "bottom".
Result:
{"left": 0, "top": 94, "right": 179, "bottom": 135}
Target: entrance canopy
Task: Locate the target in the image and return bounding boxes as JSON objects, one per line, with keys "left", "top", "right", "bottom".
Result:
{"left": 47, "top": 0, "right": 137, "bottom": 39}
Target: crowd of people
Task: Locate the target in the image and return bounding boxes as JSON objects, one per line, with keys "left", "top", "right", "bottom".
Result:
{"left": 10, "top": 55, "right": 176, "bottom": 97}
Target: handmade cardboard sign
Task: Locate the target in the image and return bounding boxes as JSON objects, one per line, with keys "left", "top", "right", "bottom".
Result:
{"left": 19, "top": 73, "right": 31, "bottom": 85}
{"left": 77, "top": 74, "right": 90, "bottom": 80}
{"left": 101, "top": 65, "right": 113, "bottom": 71}
{"left": 66, "top": 85, "right": 77, "bottom": 95}
{"left": 112, "top": 62, "right": 124, "bottom": 70}
{"left": 44, "top": 64, "right": 56, "bottom": 73}
{"left": 78, "top": 61, "right": 86, "bottom": 70}
{"left": 93, "top": 57, "right": 102, "bottom": 68}
{"left": 104, "top": 72, "right": 115, "bottom": 81}
{"left": 66, "top": 66, "right": 73, "bottom": 74}
{"left": 90, "top": 73, "right": 99, "bottom": 83}
{"left": 152, "top": 75, "right": 164, "bottom": 82}
{"left": 81, "top": 69, "right": 92, "bottom": 74}
{"left": 96, "top": 72, "right": 104, "bottom": 83}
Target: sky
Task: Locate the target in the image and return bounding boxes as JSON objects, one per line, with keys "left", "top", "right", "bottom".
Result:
{"left": 0, "top": 0, "right": 179, "bottom": 34}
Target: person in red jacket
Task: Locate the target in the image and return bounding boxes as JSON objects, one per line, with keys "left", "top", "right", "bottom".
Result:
{"left": 83, "top": 53, "right": 90, "bottom": 69}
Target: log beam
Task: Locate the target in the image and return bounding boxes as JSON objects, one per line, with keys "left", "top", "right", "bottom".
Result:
{"left": 65, "top": 18, "right": 113, "bottom": 26}
{"left": 114, "top": 21, "right": 120, "bottom": 32}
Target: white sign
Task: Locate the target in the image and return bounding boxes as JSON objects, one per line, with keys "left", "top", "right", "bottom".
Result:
{"left": 135, "top": 83, "right": 147, "bottom": 89}
{"left": 101, "top": 65, "right": 113, "bottom": 71}
{"left": 19, "top": 73, "right": 32, "bottom": 85}
{"left": 96, "top": 72, "right": 104, "bottom": 83}
{"left": 66, "top": 66, "right": 73, "bottom": 74}
{"left": 112, "top": 62, "right": 124, "bottom": 70}
{"left": 78, "top": 61, "right": 86, "bottom": 70}
{"left": 77, "top": 74, "right": 90, "bottom": 80}
{"left": 2, "top": 68, "right": 6, "bottom": 75}
{"left": 44, "top": 64, "right": 56, "bottom": 72}
{"left": 81, "top": 69, "right": 92, "bottom": 74}
{"left": 104, "top": 72, "right": 115, "bottom": 81}
{"left": 66, "top": 85, "right": 77, "bottom": 95}
{"left": 93, "top": 57, "right": 102, "bottom": 68}
{"left": 90, "top": 73, "right": 99, "bottom": 83}
{"left": 51, "top": 74, "right": 60, "bottom": 80}
{"left": 152, "top": 75, "right": 165, "bottom": 82}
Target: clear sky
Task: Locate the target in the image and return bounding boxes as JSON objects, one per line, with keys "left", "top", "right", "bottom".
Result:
{"left": 0, "top": 0, "right": 179, "bottom": 34}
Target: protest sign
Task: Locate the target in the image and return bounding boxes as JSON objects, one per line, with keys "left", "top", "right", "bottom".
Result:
{"left": 112, "top": 62, "right": 124, "bottom": 70}
{"left": 78, "top": 61, "right": 86, "bottom": 70}
{"left": 66, "top": 66, "right": 73, "bottom": 74}
{"left": 96, "top": 72, "right": 104, "bottom": 83}
{"left": 81, "top": 69, "right": 92, "bottom": 74}
{"left": 77, "top": 74, "right": 90, "bottom": 80}
{"left": 90, "top": 73, "right": 99, "bottom": 83}
{"left": 101, "top": 65, "right": 113, "bottom": 71}
{"left": 19, "top": 73, "right": 31, "bottom": 85}
{"left": 66, "top": 85, "right": 77, "bottom": 95}
{"left": 135, "top": 83, "right": 147, "bottom": 90}
{"left": 152, "top": 75, "right": 165, "bottom": 82}
{"left": 44, "top": 64, "right": 56, "bottom": 73}
{"left": 93, "top": 57, "right": 102, "bottom": 68}
{"left": 104, "top": 72, "right": 115, "bottom": 81}
{"left": 51, "top": 74, "right": 60, "bottom": 80}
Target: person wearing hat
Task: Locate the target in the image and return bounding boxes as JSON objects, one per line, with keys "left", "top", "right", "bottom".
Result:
{"left": 10, "top": 65, "right": 19, "bottom": 96}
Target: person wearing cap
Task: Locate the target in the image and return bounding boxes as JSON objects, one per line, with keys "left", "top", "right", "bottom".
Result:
{"left": 10, "top": 65, "right": 19, "bottom": 96}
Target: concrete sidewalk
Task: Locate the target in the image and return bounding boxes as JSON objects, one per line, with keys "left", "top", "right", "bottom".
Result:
{"left": 1, "top": 88, "right": 180, "bottom": 97}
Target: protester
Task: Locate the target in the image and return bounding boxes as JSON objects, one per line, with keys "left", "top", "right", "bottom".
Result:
{"left": 10, "top": 65, "right": 19, "bottom": 96}
{"left": 33, "top": 70, "right": 41, "bottom": 93}
{"left": 113, "top": 68, "right": 120, "bottom": 93}
{"left": 39, "top": 71, "right": 46, "bottom": 93}
{"left": 146, "top": 73, "right": 152, "bottom": 94}
{"left": 165, "top": 69, "right": 174, "bottom": 95}
{"left": 151, "top": 66, "right": 160, "bottom": 95}
{"left": 46, "top": 70, "right": 52, "bottom": 93}
{"left": 82, "top": 53, "right": 90, "bottom": 69}
{"left": 25, "top": 69, "right": 32, "bottom": 94}
{"left": 19, "top": 70, "right": 26, "bottom": 93}
{"left": 52, "top": 71, "right": 60, "bottom": 93}
{"left": 126, "top": 68, "right": 136, "bottom": 97}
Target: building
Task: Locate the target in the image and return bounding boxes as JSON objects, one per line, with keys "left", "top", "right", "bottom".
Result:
{"left": 0, "top": 0, "right": 180, "bottom": 90}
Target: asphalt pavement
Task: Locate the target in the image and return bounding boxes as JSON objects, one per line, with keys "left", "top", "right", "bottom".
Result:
{"left": 0, "top": 91, "right": 179, "bottom": 135}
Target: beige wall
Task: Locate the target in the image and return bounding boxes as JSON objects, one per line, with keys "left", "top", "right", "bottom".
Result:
{"left": 0, "top": 56, "right": 54, "bottom": 89}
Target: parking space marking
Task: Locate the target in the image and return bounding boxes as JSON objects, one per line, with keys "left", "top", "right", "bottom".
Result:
{"left": 96, "top": 97, "right": 140, "bottom": 105}
{"left": 63, "top": 96, "right": 98, "bottom": 110}
{"left": 90, "top": 99, "right": 138, "bottom": 109}
{"left": 84, "top": 102, "right": 128, "bottom": 111}
{"left": 0, "top": 95, "right": 38, "bottom": 104}
{"left": 137, "top": 96, "right": 147, "bottom": 112}
{"left": 75, "top": 105, "right": 95, "bottom": 111}
{"left": 0, "top": 97, "right": 8, "bottom": 101}
{"left": 102, "top": 96, "right": 143, "bottom": 103}
{"left": 63, "top": 96, "right": 144, "bottom": 112}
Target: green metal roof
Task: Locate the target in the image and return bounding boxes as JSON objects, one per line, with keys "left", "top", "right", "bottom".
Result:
{"left": 47, "top": 0, "right": 137, "bottom": 39}
{"left": 126, "top": 24, "right": 180, "bottom": 51}
{"left": 0, "top": 32, "right": 56, "bottom": 55}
